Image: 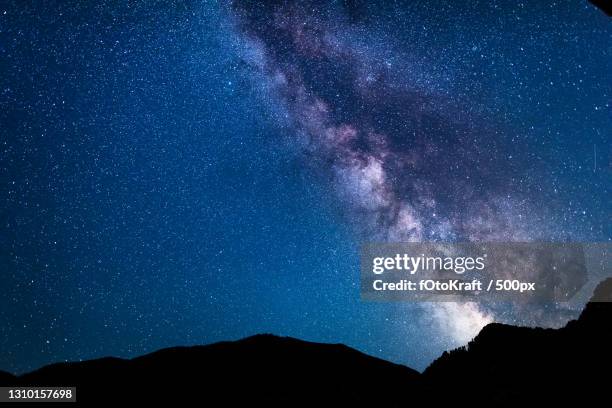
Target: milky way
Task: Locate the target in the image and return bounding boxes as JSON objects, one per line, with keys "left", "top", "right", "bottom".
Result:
{"left": 227, "top": 0, "right": 594, "bottom": 337}
{"left": 229, "top": 1, "right": 561, "bottom": 242}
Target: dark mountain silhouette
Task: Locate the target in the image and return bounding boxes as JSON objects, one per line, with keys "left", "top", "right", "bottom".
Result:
{"left": 0, "top": 334, "right": 421, "bottom": 405}
{"left": 1, "top": 278, "right": 610, "bottom": 406}
{"left": 0, "top": 371, "right": 14, "bottom": 385}
{"left": 590, "top": 0, "right": 612, "bottom": 16}
{"left": 424, "top": 278, "right": 612, "bottom": 405}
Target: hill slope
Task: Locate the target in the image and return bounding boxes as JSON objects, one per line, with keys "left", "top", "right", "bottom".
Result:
{"left": 1, "top": 278, "right": 610, "bottom": 405}
{"left": 4, "top": 334, "right": 421, "bottom": 405}
{"left": 424, "top": 278, "right": 612, "bottom": 404}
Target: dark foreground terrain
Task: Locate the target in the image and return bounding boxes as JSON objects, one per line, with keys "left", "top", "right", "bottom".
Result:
{"left": 590, "top": 0, "right": 612, "bottom": 16}
{"left": 1, "top": 278, "right": 611, "bottom": 406}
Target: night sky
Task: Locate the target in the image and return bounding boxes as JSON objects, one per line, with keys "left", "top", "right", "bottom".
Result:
{"left": 1, "top": 0, "right": 610, "bottom": 374}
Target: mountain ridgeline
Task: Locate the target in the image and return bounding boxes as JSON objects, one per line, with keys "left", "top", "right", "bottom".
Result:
{"left": 1, "top": 278, "right": 611, "bottom": 405}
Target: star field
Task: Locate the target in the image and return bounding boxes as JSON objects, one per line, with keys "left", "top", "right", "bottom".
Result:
{"left": 1, "top": 0, "right": 610, "bottom": 373}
